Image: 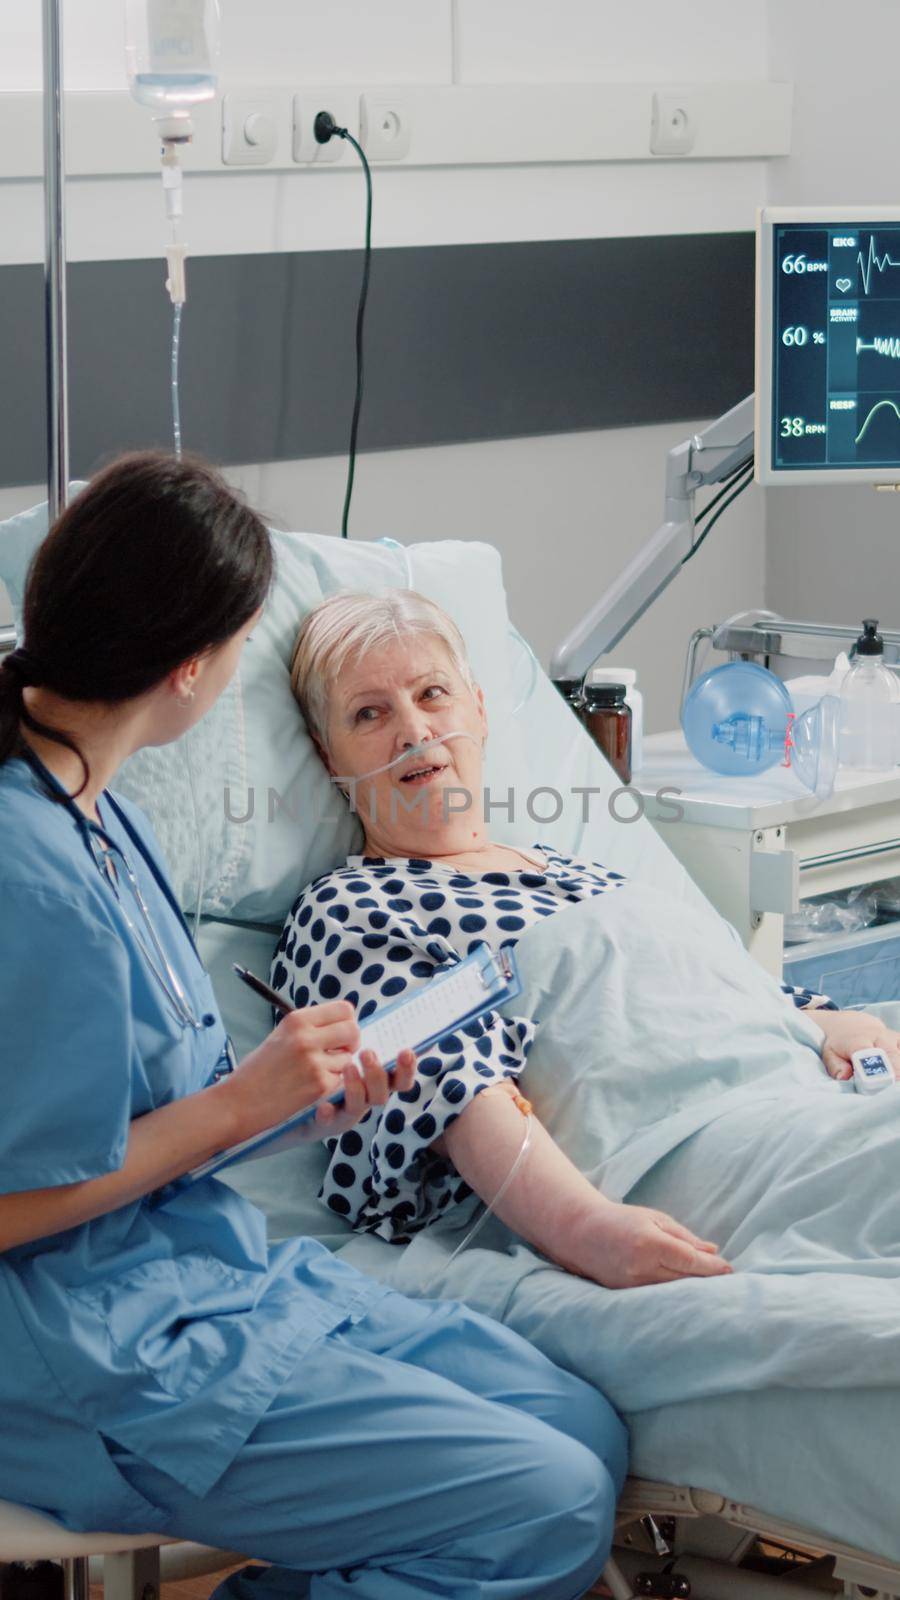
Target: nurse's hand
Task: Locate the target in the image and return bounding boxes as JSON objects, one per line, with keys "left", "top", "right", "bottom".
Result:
{"left": 225, "top": 1004, "right": 418, "bottom": 1144}
{"left": 226, "top": 1001, "right": 362, "bottom": 1140}
{"left": 315, "top": 1048, "right": 418, "bottom": 1139}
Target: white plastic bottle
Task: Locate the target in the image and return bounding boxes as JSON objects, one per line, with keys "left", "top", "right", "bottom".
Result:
{"left": 125, "top": 0, "right": 220, "bottom": 113}
{"left": 588, "top": 666, "right": 643, "bottom": 772}
{"left": 838, "top": 620, "right": 900, "bottom": 771}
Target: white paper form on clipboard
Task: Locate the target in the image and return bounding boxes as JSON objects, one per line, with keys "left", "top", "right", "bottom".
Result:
{"left": 185, "top": 942, "right": 522, "bottom": 1185}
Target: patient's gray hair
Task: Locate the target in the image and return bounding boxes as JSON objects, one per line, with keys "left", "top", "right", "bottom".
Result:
{"left": 290, "top": 589, "right": 475, "bottom": 749}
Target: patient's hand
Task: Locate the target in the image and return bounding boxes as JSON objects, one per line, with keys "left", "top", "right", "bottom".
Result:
{"left": 814, "top": 1009, "right": 900, "bottom": 1082}
{"left": 441, "top": 1082, "right": 731, "bottom": 1291}
{"left": 570, "top": 1201, "right": 733, "bottom": 1290}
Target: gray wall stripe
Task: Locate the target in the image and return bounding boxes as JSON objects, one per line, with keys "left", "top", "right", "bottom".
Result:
{"left": 0, "top": 232, "right": 753, "bottom": 488}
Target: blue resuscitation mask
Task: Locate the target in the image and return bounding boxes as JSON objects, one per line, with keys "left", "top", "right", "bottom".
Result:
{"left": 682, "top": 661, "right": 839, "bottom": 798}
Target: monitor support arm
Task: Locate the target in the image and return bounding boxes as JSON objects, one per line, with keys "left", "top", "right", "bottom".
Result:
{"left": 550, "top": 393, "right": 756, "bottom": 683}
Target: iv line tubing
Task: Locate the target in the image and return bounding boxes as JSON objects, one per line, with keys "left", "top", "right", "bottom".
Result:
{"left": 510, "top": 626, "right": 540, "bottom": 717}
{"left": 421, "top": 1112, "right": 534, "bottom": 1296}
{"left": 330, "top": 730, "right": 480, "bottom": 787}
{"left": 171, "top": 301, "right": 183, "bottom": 460}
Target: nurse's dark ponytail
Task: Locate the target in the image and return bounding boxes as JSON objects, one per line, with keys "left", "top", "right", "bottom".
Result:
{"left": 0, "top": 451, "right": 273, "bottom": 793}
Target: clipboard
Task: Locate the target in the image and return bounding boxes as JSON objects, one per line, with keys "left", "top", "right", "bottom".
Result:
{"left": 186, "top": 942, "right": 522, "bottom": 1183}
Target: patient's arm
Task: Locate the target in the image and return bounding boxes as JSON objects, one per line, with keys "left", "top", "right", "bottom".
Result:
{"left": 442, "top": 1083, "right": 731, "bottom": 1290}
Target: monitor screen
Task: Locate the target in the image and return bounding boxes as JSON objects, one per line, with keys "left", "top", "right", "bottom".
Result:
{"left": 756, "top": 208, "right": 900, "bottom": 484}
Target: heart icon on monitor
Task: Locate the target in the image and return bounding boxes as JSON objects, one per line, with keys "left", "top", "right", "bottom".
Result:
{"left": 835, "top": 278, "right": 853, "bottom": 292}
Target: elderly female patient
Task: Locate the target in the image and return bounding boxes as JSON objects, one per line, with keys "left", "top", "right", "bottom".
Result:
{"left": 272, "top": 589, "right": 900, "bottom": 1291}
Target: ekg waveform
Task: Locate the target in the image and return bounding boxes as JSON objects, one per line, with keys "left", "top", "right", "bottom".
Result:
{"left": 857, "top": 236, "right": 900, "bottom": 295}
{"left": 857, "top": 335, "right": 900, "bottom": 359}
{"left": 854, "top": 398, "right": 900, "bottom": 444}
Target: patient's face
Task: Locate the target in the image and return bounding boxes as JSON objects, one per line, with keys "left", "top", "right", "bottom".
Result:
{"left": 323, "top": 635, "right": 488, "bottom": 858}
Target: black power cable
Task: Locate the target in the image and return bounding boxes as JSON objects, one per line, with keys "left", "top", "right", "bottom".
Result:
{"left": 314, "top": 111, "right": 373, "bottom": 539}
{"left": 681, "top": 462, "right": 755, "bottom": 567}
{"left": 693, "top": 457, "right": 754, "bottom": 527}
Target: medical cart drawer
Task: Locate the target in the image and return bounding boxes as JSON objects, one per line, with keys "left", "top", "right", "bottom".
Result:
{"left": 783, "top": 921, "right": 900, "bottom": 1010}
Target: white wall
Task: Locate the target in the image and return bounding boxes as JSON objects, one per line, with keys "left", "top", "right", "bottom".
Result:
{"left": 765, "top": 0, "right": 900, "bottom": 627}
{"left": 233, "top": 422, "right": 765, "bottom": 733}
{"left": 0, "top": 0, "right": 772, "bottom": 730}
{"left": 0, "top": 0, "right": 771, "bottom": 264}
{"left": 0, "top": 419, "right": 765, "bottom": 735}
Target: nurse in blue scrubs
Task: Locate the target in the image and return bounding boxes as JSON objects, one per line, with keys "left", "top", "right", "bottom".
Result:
{"left": 0, "top": 452, "right": 626, "bottom": 1600}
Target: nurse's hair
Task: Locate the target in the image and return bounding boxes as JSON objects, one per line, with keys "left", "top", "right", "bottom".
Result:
{"left": 290, "top": 589, "right": 475, "bottom": 750}
{"left": 0, "top": 451, "right": 273, "bottom": 795}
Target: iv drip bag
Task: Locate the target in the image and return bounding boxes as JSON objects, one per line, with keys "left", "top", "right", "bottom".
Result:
{"left": 681, "top": 661, "right": 838, "bottom": 798}
{"left": 126, "top": 0, "right": 221, "bottom": 114}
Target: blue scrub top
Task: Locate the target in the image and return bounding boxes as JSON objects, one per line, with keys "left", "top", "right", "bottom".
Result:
{"left": 0, "top": 756, "right": 385, "bottom": 1531}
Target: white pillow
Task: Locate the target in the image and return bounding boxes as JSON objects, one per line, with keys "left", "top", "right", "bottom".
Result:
{"left": 1, "top": 506, "right": 694, "bottom": 922}
{"left": 0, "top": 496, "right": 85, "bottom": 617}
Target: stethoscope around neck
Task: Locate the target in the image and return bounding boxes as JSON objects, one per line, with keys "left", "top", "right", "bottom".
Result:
{"left": 23, "top": 747, "right": 209, "bottom": 1036}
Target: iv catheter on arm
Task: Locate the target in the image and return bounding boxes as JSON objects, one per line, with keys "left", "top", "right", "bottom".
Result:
{"left": 551, "top": 394, "right": 755, "bottom": 683}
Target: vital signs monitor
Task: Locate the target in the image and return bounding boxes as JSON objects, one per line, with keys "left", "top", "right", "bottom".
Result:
{"left": 757, "top": 207, "right": 900, "bottom": 484}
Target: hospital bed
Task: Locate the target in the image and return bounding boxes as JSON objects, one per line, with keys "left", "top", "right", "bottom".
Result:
{"left": 2, "top": 501, "right": 899, "bottom": 1600}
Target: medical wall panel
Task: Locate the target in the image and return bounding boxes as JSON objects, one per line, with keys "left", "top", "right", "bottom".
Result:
{"left": 0, "top": 230, "right": 753, "bottom": 490}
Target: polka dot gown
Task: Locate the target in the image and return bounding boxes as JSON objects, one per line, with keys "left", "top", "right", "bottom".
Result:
{"left": 270, "top": 845, "right": 625, "bottom": 1241}
{"left": 271, "top": 846, "right": 836, "bottom": 1244}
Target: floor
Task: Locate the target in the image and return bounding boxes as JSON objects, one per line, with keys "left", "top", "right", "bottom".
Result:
{"left": 89, "top": 1564, "right": 257, "bottom": 1600}
{"left": 83, "top": 1564, "right": 609, "bottom": 1600}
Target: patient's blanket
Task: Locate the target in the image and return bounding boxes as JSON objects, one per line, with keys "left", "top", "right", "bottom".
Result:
{"left": 333, "top": 887, "right": 900, "bottom": 1554}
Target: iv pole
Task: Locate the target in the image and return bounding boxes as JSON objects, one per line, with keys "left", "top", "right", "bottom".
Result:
{"left": 42, "top": 0, "right": 69, "bottom": 522}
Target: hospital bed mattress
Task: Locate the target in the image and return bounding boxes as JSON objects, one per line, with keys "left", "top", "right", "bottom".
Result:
{"left": 326, "top": 1220, "right": 900, "bottom": 1564}
{"left": 205, "top": 911, "right": 900, "bottom": 1564}
{"left": 225, "top": 1129, "right": 900, "bottom": 1565}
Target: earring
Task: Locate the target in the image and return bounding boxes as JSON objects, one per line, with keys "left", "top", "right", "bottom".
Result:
{"left": 178, "top": 689, "right": 196, "bottom": 706}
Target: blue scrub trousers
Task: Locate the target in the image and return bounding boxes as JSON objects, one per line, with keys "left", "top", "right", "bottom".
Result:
{"left": 110, "top": 1289, "right": 626, "bottom": 1600}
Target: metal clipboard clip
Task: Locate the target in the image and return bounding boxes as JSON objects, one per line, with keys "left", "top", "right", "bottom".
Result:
{"left": 475, "top": 943, "right": 517, "bottom": 990}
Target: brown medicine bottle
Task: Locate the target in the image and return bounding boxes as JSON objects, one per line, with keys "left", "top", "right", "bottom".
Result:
{"left": 581, "top": 682, "right": 632, "bottom": 784}
{"left": 553, "top": 678, "right": 585, "bottom": 715}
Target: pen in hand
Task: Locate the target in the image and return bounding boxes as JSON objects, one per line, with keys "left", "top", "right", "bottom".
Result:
{"left": 233, "top": 963, "right": 364, "bottom": 1074}
{"left": 233, "top": 964, "right": 295, "bottom": 1017}
{"left": 231, "top": 964, "right": 416, "bottom": 1109}
{"left": 234, "top": 963, "right": 365, "bottom": 1079}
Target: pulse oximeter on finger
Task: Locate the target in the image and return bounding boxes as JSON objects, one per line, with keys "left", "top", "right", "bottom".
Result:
{"left": 851, "top": 1048, "right": 894, "bottom": 1094}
